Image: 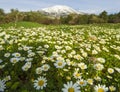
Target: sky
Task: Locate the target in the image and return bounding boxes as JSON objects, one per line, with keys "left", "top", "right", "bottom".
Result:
{"left": 0, "top": 0, "right": 120, "bottom": 14}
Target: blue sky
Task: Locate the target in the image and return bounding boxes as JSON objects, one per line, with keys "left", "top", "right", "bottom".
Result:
{"left": 0, "top": 0, "right": 120, "bottom": 14}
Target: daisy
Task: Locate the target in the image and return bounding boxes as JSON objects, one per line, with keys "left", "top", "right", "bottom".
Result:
{"left": 108, "top": 68, "right": 114, "bottom": 74}
{"left": 94, "top": 63, "right": 104, "bottom": 71}
{"left": 36, "top": 67, "right": 43, "bottom": 74}
{"left": 78, "top": 62, "right": 87, "bottom": 70}
{"left": 74, "top": 54, "right": 83, "bottom": 60}
{"left": 62, "top": 81, "right": 80, "bottom": 92}
{"left": 87, "top": 78, "right": 94, "bottom": 85}
{"left": 94, "top": 84, "right": 108, "bottom": 92}
{"left": 92, "top": 49, "right": 98, "bottom": 55}
{"left": 94, "top": 76, "right": 101, "bottom": 81}
{"left": 10, "top": 57, "right": 19, "bottom": 64}
{"left": 0, "top": 79, "right": 6, "bottom": 92}
{"left": 97, "top": 58, "right": 105, "bottom": 63}
{"left": 109, "top": 86, "right": 116, "bottom": 91}
{"left": 42, "top": 64, "right": 50, "bottom": 71}
{"left": 34, "top": 76, "right": 47, "bottom": 90}
{"left": 54, "top": 60, "right": 66, "bottom": 68}
{"left": 73, "top": 72, "right": 82, "bottom": 79}
{"left": 22, "top": 62, "right": 31, "bottom": 71}
{"left": 4, "top": 53, "right": 10, "bottom": 58}
{"left": 65, "top": 46, "right": 72, "bottom": 50}
{"left": 12, "top": 52, "right": 21, "bottom": 57}
{"left": 44, "top": 44, "right": 49, "bottom": 48}
{"left": 77, "top": 79, "right": 87, "bottom": 87}
{"left": 82, "top": 52, "right": 87, "bottom": 57}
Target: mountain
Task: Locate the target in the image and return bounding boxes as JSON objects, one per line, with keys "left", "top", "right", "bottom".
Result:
{"left": 40, "top": 5, "right": 84, "bottom": 17}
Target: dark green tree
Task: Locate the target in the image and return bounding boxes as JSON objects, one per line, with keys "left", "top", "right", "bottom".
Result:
{"left": 99, "top": 11, "right": 108, "bottom": 23}
{"left": 0, "top": 8, "right": 5, "bottom": 23}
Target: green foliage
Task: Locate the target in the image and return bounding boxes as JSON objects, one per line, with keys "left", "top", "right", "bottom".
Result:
{"left": 99, "top": 11, "right": 108, "bottom": 23}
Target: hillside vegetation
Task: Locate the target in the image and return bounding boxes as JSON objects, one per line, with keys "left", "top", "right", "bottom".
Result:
{"left": 0, "top": 8, "right": 120, "bottom": 25}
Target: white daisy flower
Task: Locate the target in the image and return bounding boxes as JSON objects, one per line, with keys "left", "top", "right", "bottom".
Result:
{"left": 66, "top": 59, "right": 71, "bottom": 66}
{"left": 87, "top": 78, "right": 94, "bottom": 85}
{"left": 65, "top": 46, "right": 72, "bottom": 50}
{"left": 94, "top": 84, "right": 108, "bottom": 92}
{"left": 94, "top": 63, "right": 104, "bottom": 71}
{"left": 94, "top": 76, "right": 101, "bottom": 81}
{"left": 0, "top": 79, "right": 6, "bottom": 92}
{"left": 109, "top": 85, "right": 116, "bottom": 91}
{"left": 74, "top": 54, "right": 83, "bottom": 60}
{"left": 19, "top": 57, "right": 26, "bottom": 61}
{"left": 12, "top": 52, "right": 21, "bottom": 57}
{"left": 92, "top": 49, "right": 98, "bottom": 55}
{"left": 44, "top": 44, "right": 49, "bottom": 48}
{"left": 34, "top": 76, "right": 47, "bottom": 90}
{"left": 10, "top": 57, "right": 19, "bottom": 64}
{"left": 108, "top": 68, "right": 114, "bottom": 74}
{"left": 54, "top": 60, "right": 66, "bottom": 68}
{"left": 82, "top": 52, "right": 88, "bottom": 57}
{"left": 36, "top": 67, "right": 42, "bottom": 74}
{"left": 78, "top": 62, "right": 87, "bottom": 70}
{"left": 62, "top": 81, "right": 80, "bottom": 92}
{"left": 97, "top": 58, "right": 105, "bottom": 63}
{"left": 4, "top": 53, "right": 10, "bottom": 58}
{"left": 22, "top": 62, "right": 31, "bottom": 71}
{"left": 73, "top": 72, "right": 82, "bottom": 79}
{"left": 77, "top": 79, "right": 87, "bottom": 87}
{"left": 42, "top": 64, "right": 50, "bottom": 71}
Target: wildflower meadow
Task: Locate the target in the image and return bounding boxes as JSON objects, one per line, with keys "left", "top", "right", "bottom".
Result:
{"left": 0, "top": 23, "right": 120, "bottom": 92}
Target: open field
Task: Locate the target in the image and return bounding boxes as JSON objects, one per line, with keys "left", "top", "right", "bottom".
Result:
{"left": 0, "top": 22, "right": 120, "bottom": 92}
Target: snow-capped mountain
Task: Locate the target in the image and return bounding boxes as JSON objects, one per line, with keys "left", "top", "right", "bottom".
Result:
{"left": 40, "top": 5, "right": 84, "bottom": 17}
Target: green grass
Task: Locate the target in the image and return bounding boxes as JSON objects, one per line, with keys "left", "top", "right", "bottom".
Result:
{"left": 0, "top": 21, "right": 42, "bottom": 28}
{"left": 1, "top": 22, "right": 120, "bottom": 29}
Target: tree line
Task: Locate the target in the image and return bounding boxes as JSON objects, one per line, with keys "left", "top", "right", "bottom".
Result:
{"left": 0, "top": 8, "right": 120, "bottom": 25}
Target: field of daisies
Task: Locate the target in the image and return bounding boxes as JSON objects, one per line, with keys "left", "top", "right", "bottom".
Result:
{"left": 0, "top": 23, "right": 120, "bottom": 92}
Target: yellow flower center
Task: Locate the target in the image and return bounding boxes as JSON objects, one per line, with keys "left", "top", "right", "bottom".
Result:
{"left": 75, "top": 73, "right": 80, "bottom": 77}
{"left": 44, "top": 66, "right": 48, "bottom": 70}
{"left": 98, "top": 88, "right": 104, "bottom": 92}
{"left": 38, "top": 80, "right": 44, "bottom": 86}
{"left": 16, "top": 54, "right": 20, "bottom": 56}
{"left": 13, "top": 59, "right": 17, "bottom": 63}
{"left": 58, "top": 62, "right": 63, "bottom": 66}
{"left": 109, "top": 69, "right": 113, "bottom": 73}
{"left": 79, "top": 81, "right": 84, "bottom": 85}
{"left": 68, "top": 87, "right": 74, "bottom": 92}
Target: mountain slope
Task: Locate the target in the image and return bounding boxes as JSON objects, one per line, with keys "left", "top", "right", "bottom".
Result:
{"left": 40, "top": 5, "right": 84, "bottom": 17}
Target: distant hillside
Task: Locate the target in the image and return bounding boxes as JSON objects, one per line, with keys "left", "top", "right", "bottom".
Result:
{"left": 40, "top": 5, "right": 84, "bottom": 17}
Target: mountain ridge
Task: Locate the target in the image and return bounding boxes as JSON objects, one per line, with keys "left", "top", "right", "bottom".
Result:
{"left": 40, "top": 5, "right": 85, "bottom": 17}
